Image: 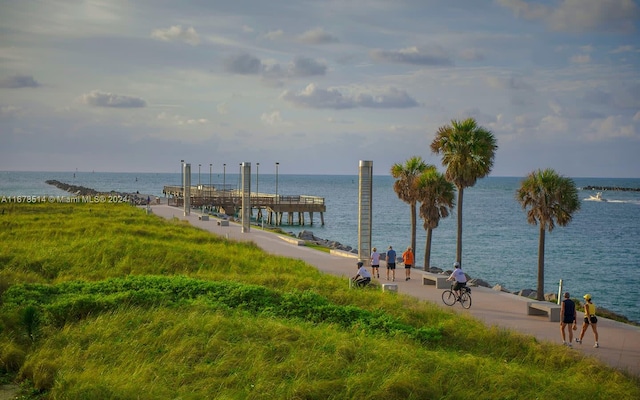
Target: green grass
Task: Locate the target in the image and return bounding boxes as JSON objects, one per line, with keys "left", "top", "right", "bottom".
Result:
{"left": 1, "top": 203, "right": 639, "bottom": 399}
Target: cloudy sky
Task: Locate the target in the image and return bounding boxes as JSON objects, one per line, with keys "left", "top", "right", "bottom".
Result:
{"left": 1, "top": 0, "right": 639, "bottom": 177}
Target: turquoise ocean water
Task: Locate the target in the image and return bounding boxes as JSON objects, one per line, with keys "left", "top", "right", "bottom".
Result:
{"left": 2, "top": 171, "right": 639, "bottom": 323}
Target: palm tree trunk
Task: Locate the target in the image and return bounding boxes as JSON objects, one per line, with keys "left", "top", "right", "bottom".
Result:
{"left": 456, "top": 187, "right": 464, "bottom": 265}
{"left": 537, "top": 225, "right": 546, "bottom": 301}
{"left": 410, "top": 201, "right": 417, "bottom": 256}
{"left": 424, "top": 228, "right": 433, "bottom": 270}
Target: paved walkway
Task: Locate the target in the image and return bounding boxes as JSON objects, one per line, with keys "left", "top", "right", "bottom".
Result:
{"left": 149, "top": 204, "right": 640, "bottom": 377}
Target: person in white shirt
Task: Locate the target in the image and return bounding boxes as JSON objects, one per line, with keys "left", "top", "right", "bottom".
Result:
{"left": 370, "top": 247, "right": 380, "bottom": 278}
{"left": 352, "top": 261, "right": 372, "bottom": 287}
{"left": 446, "top": 261, "right": 467, "bottom": 299}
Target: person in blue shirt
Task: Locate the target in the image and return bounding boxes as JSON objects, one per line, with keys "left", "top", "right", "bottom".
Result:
{"left": 386, "top": 246, "right": 397, "bottom": 281}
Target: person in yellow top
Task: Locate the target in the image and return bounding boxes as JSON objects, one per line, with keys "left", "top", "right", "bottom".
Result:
{"left": 576, "top": 293, "right": 599, "bottom": 348}
{"left": 402, "top": 246, "right": 414, "bottom": 281}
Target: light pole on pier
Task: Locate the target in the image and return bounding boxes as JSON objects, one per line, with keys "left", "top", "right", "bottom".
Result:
{"left": 275, "top": 162, "right": 279, "bottom": 204}
{"left": 180, "top": 159, "right": 184, "bottom": 187}
{"left": 238, "top": 163, "right": 241, "bottom": 194}
{"left": 256, "top": 163, "right": 260, "bottom": 195}
{"left": 209, "top": 163, "right": 212, "bottom": 201}
{"left": 198, "top": 164, "right": 201, "bottom": 186}
{"left": 223, "top": 163, "right": 226, "bottom": 197}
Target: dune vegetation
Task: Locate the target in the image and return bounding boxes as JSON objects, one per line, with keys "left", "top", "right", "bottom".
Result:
{"left": 1, "top": 202, "right": 639, "bottom": 399}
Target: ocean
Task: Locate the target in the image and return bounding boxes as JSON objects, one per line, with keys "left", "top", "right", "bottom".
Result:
{"left": 2, "top": 170, "right": 639, "bottom": 323}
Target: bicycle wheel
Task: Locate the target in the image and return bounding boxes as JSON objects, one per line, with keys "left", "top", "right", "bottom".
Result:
{"left": 442, "top": 290, "right": 456, "bottom": 306}
{"left": 460, "top": 292, "right": 472, "bottom": 309}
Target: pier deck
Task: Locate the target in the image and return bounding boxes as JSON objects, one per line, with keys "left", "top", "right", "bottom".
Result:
{"left": 162, "top": 185, "right": 326, "bottom": 226}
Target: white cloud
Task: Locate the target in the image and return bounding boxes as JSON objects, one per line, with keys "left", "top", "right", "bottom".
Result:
{"left": 81, "top": 91, "right": 146, "bottom": 108}
{"left": 297, "top": 28, "right": 339, "bottom": 44}
{"left": 589, "top": 116, "right": 636, "bottom": 139}
{"left": 370, "top": 46, "right": 453, "bottom": 66}
{"left": 633, "top": 111, "right": 640, "bottom": 121}
{"left": 0, "top": 105, "right": 21, "bottom": 117}
{"left": 157, "top": 112, "right": 208, "bottom": 126}
{"left": 498, "top": 0, "right": 639, "bottom": 33}
{"left": 151, "top": 25, "right": 200, "bottom": 46}
{"left": 261, "top": 110, "right": 290, "bottom": 126}
{"left": 539, "top": 114, "right": 569, "bottom": 133}
{"left": 281, "top": 84, "right": 419, "bottom": 110}
{"left": 610, "top": 45, "right": 638, "bottom": 53}
{"left": 570, "top": 54, "right": 591, "bottom": 64}
{"left": 264, "top": 29, "right": 284, "bottom": 41}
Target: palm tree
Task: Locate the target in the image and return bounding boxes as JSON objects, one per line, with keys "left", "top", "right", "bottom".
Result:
{"left": 516, "top": 169, "right": 580, "bottom": 301}
{"left": 391, "top": 156, "right": 428, "bottom": 255}
{"left": 430, "top": 117, "right": 497, "bottom": 266}
{"left": 416, "top": 166, "right": 455, "bottom": 270}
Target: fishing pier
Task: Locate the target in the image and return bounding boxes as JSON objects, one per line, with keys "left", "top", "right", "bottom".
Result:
{"left": 162, "top": 185, "right": 326, "bottom": 226}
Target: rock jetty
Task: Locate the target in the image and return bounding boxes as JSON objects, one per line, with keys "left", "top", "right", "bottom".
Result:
{"left": 45, "top": 180, "right": 152, "bottom": 205}
{"left": 581, "top": 185, "right": 640, "bottom": 192}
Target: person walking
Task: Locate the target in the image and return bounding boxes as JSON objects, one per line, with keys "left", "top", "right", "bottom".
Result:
{"left": 576, "top": 294, "right": 599, "bottom": 348}
{"left": 370, "top": 247, "right": 380, "bottom": 278}
{"left": 386, "top": 246, "right": 396, "bottom": 281}
{"left": 560, "top": 292, "right": 577, "bottom": 346}
{"left": 402, "top": 246, "right": 414, "bottom": 281}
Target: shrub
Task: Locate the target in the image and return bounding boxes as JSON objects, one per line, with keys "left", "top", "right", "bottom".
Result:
{"left": 0, "top": 341, "right": 26, "bottom": 373}
{"left": 19, "top": 358, "right": 58, "bottom": 391}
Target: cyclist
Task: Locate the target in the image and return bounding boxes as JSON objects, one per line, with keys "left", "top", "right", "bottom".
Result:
{"left": 446, "top": 261, "right": 467, "bottom": 300}
{"left": 352, "top": 261, "right": 372, "bottom": 287}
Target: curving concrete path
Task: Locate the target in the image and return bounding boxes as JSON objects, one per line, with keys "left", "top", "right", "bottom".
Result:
{"left": 148, "top": 204, "right": 640, "bottom": 377}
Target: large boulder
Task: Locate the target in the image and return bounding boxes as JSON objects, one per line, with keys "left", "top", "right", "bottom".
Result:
{"left": 298, "top": 230, "right": 316, "bottom": 241}
{"left": 517, "top": 289, "right": 537, "bottom": 299}
{"left": 492, "top": 284, "right": 511, "bottom": 293}
{"left": 468, "top": 278, "right": 490, "bottom": 288}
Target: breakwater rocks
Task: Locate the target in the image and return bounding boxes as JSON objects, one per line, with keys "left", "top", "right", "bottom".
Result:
{"left": 581, "top": 185, "right": 640, "bottom": 192}
{"left": 299, "top": 230, "right": 558, "bottom": 300}
{"left": 45, "top": 180, "right": 152, "bottom": 205}
{"left": 46, "top": 180, "right": 103, "bottom": 196}
{"left": 298, "top": 230, "right": 359, "bottom": 254}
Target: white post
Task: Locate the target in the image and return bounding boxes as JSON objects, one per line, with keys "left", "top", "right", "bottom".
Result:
{"left": 557, "top": 279, "right": 563, "bottom": 305}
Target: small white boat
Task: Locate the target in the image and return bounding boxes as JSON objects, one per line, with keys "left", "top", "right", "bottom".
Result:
{"left": 587, "top": 192, "right": 607, "bottom": 202}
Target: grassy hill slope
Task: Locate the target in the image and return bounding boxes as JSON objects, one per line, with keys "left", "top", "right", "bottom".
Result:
{"left": 1, "top": 203, "right": 638, "bottom": 399}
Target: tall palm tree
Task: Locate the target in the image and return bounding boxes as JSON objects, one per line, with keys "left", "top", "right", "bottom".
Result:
{"left": 416, "top": 166, "right": 455, "bottom": 270}
{"left": 516, "top": 169, "right": 580, "bottom": 301}
{"left": 391, "top": 156, "right": 428, "bottom": 255}
{"left": 430, "top": 118, "right": 497, "bottom": 266}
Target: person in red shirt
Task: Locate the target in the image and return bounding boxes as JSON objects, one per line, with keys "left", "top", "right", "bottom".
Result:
{"left": 402, "top": 246, "right": 414, "bottom": 281}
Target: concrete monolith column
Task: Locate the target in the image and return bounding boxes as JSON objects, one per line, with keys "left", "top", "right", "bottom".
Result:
{"left": 241, "top": 162, "right": 251, "bottom": 233}
{"left": 358, "top": 160, "right": 373, "bottom": 266}
{"left": 184, "top": 163, "right": 191, "bottom": 216}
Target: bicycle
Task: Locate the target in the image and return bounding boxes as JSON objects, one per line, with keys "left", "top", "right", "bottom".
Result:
{"left": 442, "top": 284, "right": 472, "bottom": 309}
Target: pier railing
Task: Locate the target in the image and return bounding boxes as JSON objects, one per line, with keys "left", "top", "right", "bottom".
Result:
{"left": 163, "top": 185, "right": 326, "bottom": 226}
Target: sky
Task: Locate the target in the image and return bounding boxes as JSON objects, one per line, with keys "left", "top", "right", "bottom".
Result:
{"left": 1, "top": 0, "right": 639, "bottom": 178}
